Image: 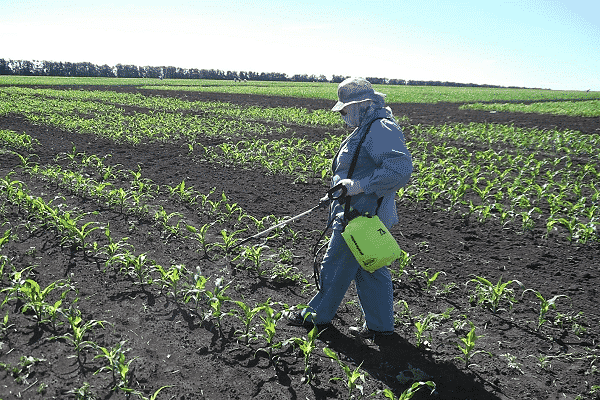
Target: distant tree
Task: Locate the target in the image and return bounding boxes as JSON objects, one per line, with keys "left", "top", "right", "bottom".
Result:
{"left": 0, "top": 58, "right": 10, "bottom": 75}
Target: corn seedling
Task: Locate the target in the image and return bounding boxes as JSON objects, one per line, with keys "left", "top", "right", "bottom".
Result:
{"left": 455, "top": 321, "right": 491, "bottom": 368}
{"left": 185, "top": 223, "right": 215, "bottom": 258}
{"left": 19, "top": 278, "right": 70, "bottom": 324}
{"left": 116, "top": 252, "right": 154, "bottom": 286}
{"left": 239, "top": 244, "right": 265, "bottom": 272}
{"left": 55, "top": 306, "right": 107, "bottom": 357}
{"left": 293, "top": 325, "right": 321, "bottom": 384}
{"left": 467, "top": 275, "right": 522, "bottom": 314}
{"left": 181, "top": 267, "right": 209, "bottom": 314}
{"left": 522, "top": 289, "right": 570, "bottom": 330}
{"left": 256, "top": 298, "right": 283, "bottom": 362}
{"left": 379, "top": 381, "right": 437, "bottom": 400}
{"left": 94, "top": 340, "right": 136, "bottom": 391}
{"left": 155, "top": 264, "right": 185, "bottom": 302}
{"left": 323, "top": 347, "right": 366, "bottom": 399}
{"left": 66, "top": 381, "right": 97, "bottom": 399}
{"left": 131, "top": 385, "right": 173, "bottom": 400}
{"left": 205, "top": 277, "right": 231, "bottom": 336}
{"left": 500, "top": 353, "right": 524, "bottom": 374}
{"left": 0, "top": 311, "right": 14, "bottom": 339}
{"left": 419, "top": 269, "right": 445, "bottom": 292}
{"left": 213, "top": 228, "right": 246, "bottom": 255}
{"left": 231, "top": 299, "right": 264, "bottom": 345}
{"left": 413, "top": 313, "right": 435, "bottom": 349}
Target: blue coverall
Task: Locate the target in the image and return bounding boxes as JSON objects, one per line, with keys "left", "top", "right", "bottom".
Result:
{"left": 301, "top": 107, "right": 413, "bottom": 332}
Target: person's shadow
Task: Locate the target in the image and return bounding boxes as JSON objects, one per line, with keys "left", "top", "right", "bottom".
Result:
{"left": 313, "top": 325, "right": 503, "bottom": 399}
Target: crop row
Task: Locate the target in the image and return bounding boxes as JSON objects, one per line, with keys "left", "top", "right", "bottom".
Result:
{"left": 0, "top": 86, "right": 343, "bottom": 128}
{"left": 0, "top": 159, "right": 595, "bottom": 398}
{"left": 460, "top": 100, "right": 600, "bottom": 117}
{"left": 403, "top": 130, "right": 599, "bottom": 242}
{"left": 3, "top": 76, "right": 599, "bottom": 103}
{"left": 4, "top": 86, "right": 599, "bottom": 243}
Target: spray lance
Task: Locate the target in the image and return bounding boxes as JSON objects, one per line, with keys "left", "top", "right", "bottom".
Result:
{"left": 225, "top": 183, "right": 347, "bottom": 254}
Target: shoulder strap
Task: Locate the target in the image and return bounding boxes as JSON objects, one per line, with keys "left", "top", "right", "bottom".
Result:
{"left": 343, "top": 118, "right": 384, "bottom": 221}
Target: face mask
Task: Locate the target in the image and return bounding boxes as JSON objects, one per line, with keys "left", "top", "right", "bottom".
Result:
{"left": 341, "top": 104, "right": 361, "bottom": 127}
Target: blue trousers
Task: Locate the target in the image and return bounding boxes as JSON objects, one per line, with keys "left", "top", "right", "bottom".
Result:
{"left": 301, "top": 227, "right": 395, "bottom": 332}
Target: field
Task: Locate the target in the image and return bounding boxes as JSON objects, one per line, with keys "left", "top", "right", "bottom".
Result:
{"left": 0, "top": 77, "right": 599, "bottom": 400}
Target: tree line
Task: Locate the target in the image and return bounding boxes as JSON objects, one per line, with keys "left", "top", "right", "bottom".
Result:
{"left": 0, "top": 58, "right": 523, "bottom": 88}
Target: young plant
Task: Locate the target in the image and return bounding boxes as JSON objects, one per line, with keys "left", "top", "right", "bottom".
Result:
{"left": 55, "top": 305, "right": 107, "bottom": 358}
{"left": 256, "top": 298, "right": 282, "bottom": 362}
{"left": 522, "top": 289, "right": 570, "bottom": 330}
{"left": 182, "top": 267, "right": 209, "bottom": 314}
{"left": 467, "top": 275, "right": 522, "bottom": 314}
{"left": 379, "top": 381, "right": 437, "bottom": 400}
{"left": 185, "top": 223, "right": 215, "bottom": 258}
{"left": 231, "top": 299, "right": 264, "bottom": 345}
{"left": 205, "top": 277, "right": 231, "bottom": 336}
{"left": 155, "top": 264, "right": 185, "bottom": 302}
{"left": 413, "top": 313, "right": 435, "bottom": 349}
{"left": 323, "top": 347, "right": 366, "bottom": 399}
{"left": 294, "top": 325, "right": 321, "bottom": 384}
{"left": 19, "top": 278, "right": 69, "bottom": 324}
{"left": 94, "top": 340, "right": 136, "bottom": 391}
{"left": 131, "top": 385, "right": 173, "bottom": 400}
{"left": 455, "top": 321, "right": 491, "bottom": 368}
{"left": 213, "top": 228, "right": 246, "bottom": 255}
{"left": 0, "top": 311, "right": 15, "bottom": 339}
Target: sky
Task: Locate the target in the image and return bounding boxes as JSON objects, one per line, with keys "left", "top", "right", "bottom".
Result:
{"left": 1, "top": 0, "right": 599, "bottom": 91}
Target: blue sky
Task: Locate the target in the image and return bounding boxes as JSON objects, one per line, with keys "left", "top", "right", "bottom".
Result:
{"left": 1, "top": 0, "right": 598, "bottom": 90}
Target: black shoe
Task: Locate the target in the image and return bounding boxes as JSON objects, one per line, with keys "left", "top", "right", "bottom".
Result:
{"left": 283, "top": 310, "right": 312, "bottom": 327}
{"left": 349, "top": 326, "right": 393, "bottom": 339}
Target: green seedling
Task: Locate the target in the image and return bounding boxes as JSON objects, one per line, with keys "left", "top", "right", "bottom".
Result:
{"left": 55, "top": 306, "right": 107, "bottom": 357}
{"left": 231, "top": 299, "right": 264, "bottom": 345}
{"left": 182, "top": 267, "right": 209, "bottom": 313}
{"left": 131, "top": 385, "right": 173, "bottom": 400}
{"left": 294, "top": 325, "right": 321, "bottom": 384}
{"left": 94, "top": 340, "right": 136, "bottom": 391}
{"left": 240, "top": 245, "right": 265, "bottom": 272}
{"left": 153, "top": 206, "right": 183, "bottom": 237}
{"left": 379, "top": 381, "right": 437, "bottom": 400}
{"left": 455, "top": 321, "right": 491, "bottom": 368}
{"left": 419, "top": 269, "right": 445, "bottom": 292}
{"left": 467, "top": 275, "right": 522, "bottom": 314}
{"left": 0, "top": 311, "right": 15, "bottom": 338}
{"left": 1, "top": 266, "right": 34, "bottom": 306}
{"left": 256, "top": 298, "right": 282, "bottom": 362}
{"left": 323, "top": 347, "right": 366, "bottom": 399}
{"left": 186, "top": 223, "right": 215, "bottom": 258}
{"left": 413, "top": 313, "right": 435, "bottom": 349}
{"left": 205, "top": 277, "right": 231, "bottom": 336}
{"left": 19, "top": 278, "right": 69, "bottom": 324}
{"left": 117, "top": 251, "right": 154, "bottom": 286}
{"left": 500, "top": 353, "right": 524, "bottom": 374}
{"left": 213, "top": 228, "right": 246, "bottom": 255}
{"left": 155, "top": 264, "right": 185, "bottom": 302}
{"left": 522, "top": 289, "right": 570, "bottom": 330}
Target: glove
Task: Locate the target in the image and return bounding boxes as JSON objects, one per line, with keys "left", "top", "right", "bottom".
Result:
{"left": 337, "top": 179, "right": 363, "bottom": 196}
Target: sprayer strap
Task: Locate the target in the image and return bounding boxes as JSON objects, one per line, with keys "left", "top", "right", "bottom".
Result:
{"left": 343, "top": 118, "right": 384, "bottom": 222}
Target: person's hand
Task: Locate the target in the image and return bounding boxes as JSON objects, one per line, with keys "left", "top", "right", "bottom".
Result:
{"left": 337, "top": 179, "right": 363, "bottom": 196}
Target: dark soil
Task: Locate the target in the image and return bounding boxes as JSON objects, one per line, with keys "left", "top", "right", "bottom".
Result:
{"left": 0, "top": 85, "right": 599, "bottom": 400}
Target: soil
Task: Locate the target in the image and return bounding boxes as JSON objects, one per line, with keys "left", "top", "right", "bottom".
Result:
{"left": 0, "top": 84, "right": 599, "bottom": 400}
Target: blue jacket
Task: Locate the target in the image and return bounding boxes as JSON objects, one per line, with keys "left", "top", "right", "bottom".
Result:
{"left": 329, "top": 107, "right": 413, "bottom": 231}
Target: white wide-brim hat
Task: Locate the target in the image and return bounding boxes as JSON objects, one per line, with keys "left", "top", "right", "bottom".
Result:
{"left": 331, "top": 77, "right": 386, "bottom": 112}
